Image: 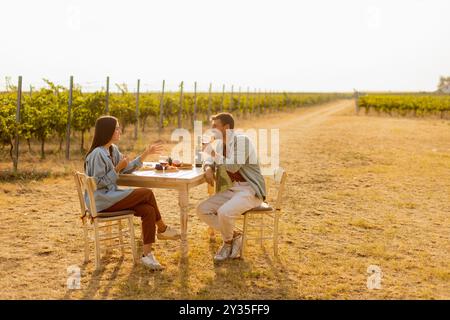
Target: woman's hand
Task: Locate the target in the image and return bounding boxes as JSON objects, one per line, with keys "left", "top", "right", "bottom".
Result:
{"left": 141, "top": 142, "right": 164, "bottom": 161}
{"left": 115, "top": 156, "right": 129, "bottom": 173}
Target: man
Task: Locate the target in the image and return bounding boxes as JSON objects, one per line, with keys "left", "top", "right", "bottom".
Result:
{"left": 196, "top": 113, "right": 266, "bottom": 261}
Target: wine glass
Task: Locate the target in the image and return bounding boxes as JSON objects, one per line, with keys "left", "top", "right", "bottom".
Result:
{"left": 202, "top": 134, "right": 212, "bottom": 149}
{"left": 159, "top": 155, "right": 169, "bottom": 174}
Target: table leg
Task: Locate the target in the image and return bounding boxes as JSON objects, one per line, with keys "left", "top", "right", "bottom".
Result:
{"left": 178, "top": 184, "right": 189, "bottom": 255}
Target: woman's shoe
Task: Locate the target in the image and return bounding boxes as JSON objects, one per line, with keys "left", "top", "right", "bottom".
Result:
{"left": 141, "top": 253, "right": 163, "bottom": 270}
{"left": 157, "top": 226, "right": 181, "bottom": 240}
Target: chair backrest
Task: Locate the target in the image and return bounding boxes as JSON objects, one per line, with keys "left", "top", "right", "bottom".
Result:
{"left": 263, "top": 167, "right": 287, "bottom": 211}
{"left": 73, "top": 171, "right": 99, "bottom": 219}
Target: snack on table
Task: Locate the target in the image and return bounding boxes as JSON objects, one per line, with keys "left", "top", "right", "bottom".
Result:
{"left": 155, "top": 165, "right": 178, "bottom": 172}
{"left": 178, "top": 163, "right": 193, "bottom": 169}
{"left": 170, "top": 159, "right": 193, "bottom": 169}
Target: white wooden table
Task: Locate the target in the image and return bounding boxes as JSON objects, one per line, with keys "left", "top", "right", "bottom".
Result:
{"left": 116, "top": 162, "right": 207, "bottom": 255}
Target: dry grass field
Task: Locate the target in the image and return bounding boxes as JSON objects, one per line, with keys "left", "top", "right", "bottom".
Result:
{"left": 0, "top": 99, "right": 449, "bottom": 299}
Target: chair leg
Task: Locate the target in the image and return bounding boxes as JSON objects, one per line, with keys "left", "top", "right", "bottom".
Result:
{"left": 83, "top": 222, "right": 90, "bottom": 263}
{"left": 93, "top": 220, "right": 101, "bottom": 270}
{"left": 118, "top": 220, "right": 124, "bottom": 256}
{"left": 241, "top": 214, "right": 248, "bottom": 259}
{"left": 128, "top": 217, "right": 138, "bottom": 264}
{"left": 259, "top": 214, "right": 264, "bottom": 248}
{"left": 274, "top": 212, "right": 279, "bottom": 257}
{"left": 106, "top": 221, "right": 113, "bottom": 253}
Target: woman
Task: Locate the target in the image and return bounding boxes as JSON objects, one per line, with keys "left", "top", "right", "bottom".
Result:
{"left": 84, "top": 115, "right": 179, "bottom": 270}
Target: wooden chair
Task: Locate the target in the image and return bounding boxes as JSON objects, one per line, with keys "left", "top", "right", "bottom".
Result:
{"left": 207, "top": 183, "right": 216, "bottom": 241}
{"left": 73, "top": 171, "right": 138, "bottom": 270}
{"left": 239, "top": 167, "right": 287, "bottom": 258}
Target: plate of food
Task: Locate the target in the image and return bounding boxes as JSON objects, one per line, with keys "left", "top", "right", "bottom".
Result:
{"left": 171, "top": 160, "right": 193, "bottom": 170}
{"left": 154, "top": 163, "right": 179, "bottom": 172}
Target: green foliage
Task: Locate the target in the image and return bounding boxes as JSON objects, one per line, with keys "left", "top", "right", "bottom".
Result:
{"left": 110, "top": 90, "right": 136, "bottom": 132}
{"left": 358, "top": 94, "right": 450, "bottom": 116}
{"left": 22, "top": 87, "right": 59, "bottom": 144}
{"left": 72, "top": 91, "right": 105, "bottom": 133}
{"left": 1, "top": 79, "right": 347, "bottom": 161}
{"left": 0, "top": 93, "right": 17, "bottom": 156}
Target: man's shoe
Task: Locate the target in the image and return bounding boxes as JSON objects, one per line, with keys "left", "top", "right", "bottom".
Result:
{"left": 214, "top": 243, "right": 232, "bottom": 262}
{"left": 230, "top": 234, "right": 243, "bottom": 259}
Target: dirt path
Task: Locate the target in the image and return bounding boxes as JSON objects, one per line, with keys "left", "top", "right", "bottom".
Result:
{"left": 1, "top": 99, "right": 449, "bottom": 299}
{"left": 279, "top": 99, "right": 352, "bottom": 128}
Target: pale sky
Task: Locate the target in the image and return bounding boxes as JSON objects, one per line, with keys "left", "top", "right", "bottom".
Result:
{"left": 1, "top": 0, "right": 449, "bottom": 92}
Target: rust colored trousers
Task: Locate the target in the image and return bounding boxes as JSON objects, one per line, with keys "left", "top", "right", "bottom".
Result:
{"left": 101, "top": 188, "right": 162, "bottom": 244}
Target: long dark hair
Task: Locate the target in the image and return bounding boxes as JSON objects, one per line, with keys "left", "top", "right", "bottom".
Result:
{"left": 85, "top": 116, "right": 118, "bottom": 162}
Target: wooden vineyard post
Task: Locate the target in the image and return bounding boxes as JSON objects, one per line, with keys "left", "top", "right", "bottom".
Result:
{"left": 258, "top": 88, "right": 261, "bottom": 115}
{"left": 178, "top": 81, "right": 184, "bottom": 128}
{"left": 105, "top": 76, "right": 110, "bottom": 114}
{"left": 230, "top": 85, "right": 234, "bottom": 112}
{"left": 221, "top": 84, "right": 225, "bottom": 112}
{"left": 159, "top": 80, "right": 165, "bottom": 133}
{"left": 207, "top": 83, "right": 212, "bottom": 120}
{"left": 245, "top": 86, "right": 250, "bottom": 118}
{"left": 193, "top": 81, "right": 197, "bottom": 125}
{"left": 135, "top": 79, "right": 140, "bottom": 140}
{"left": 66, "top": 76, "right": 73, "bottom": 160}
{"left": 354, "top": 89, "right": 360, "bottom": 115}
{"left": 13, "top": 76, "right": 22, "bottom": 172}
{"left": 237, "top": 86, "right": 241, "bottom": 116}
{"left": 264, "top": 90, "right": 267, "bottom": 113}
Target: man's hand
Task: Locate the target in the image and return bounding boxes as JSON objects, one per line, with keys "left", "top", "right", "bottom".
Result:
{"left": 115, "top": 156, "right": 129, "bottom": 173}
{"left": 205, "top": 166, "right": 215, "bottom": 186}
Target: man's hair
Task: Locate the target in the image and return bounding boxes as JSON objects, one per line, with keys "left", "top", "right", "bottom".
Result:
{"left": 211, "top": 112, "right": 234, "bottom": 129}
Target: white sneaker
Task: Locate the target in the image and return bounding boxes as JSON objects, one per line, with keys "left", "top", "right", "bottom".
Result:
{"left": 141, "top": 253, "right": 163, "bottom": 271}
{"left": 214, "top": 243, "right": 232, "bottom": 262}
{"left": 230, "top": 234, "right": 243, "bottom": 259}
{"left": 157, "top": 226, "right": 181, "bottom": 240}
